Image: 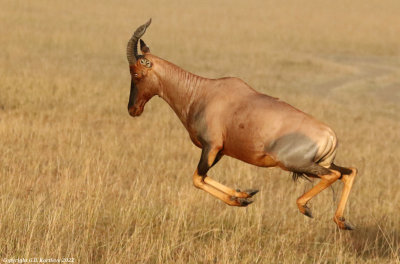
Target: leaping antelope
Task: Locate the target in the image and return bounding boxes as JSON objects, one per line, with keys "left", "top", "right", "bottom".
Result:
{"left": 126, "top": 19, "right": 357, "bottom": 230}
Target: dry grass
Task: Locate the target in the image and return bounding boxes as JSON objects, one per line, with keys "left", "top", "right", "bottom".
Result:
{"left": 1, "top": 0, "right": 400, "bottom": 263}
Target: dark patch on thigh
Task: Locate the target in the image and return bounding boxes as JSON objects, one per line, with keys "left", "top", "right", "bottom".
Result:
{"left": 296, "top": 163, "right": 331, "bottom": 176}
{"left": 267, "top": 133, "right": 320, "bottom": 172}
{"left": 291, "top": 163, "right": 331, "bottom": 181}
{"left": 330, "top": 163, "right": 352, "bottom": 175}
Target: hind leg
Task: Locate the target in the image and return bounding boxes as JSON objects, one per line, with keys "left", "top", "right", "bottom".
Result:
{"left": 331, "top": 165, "right": 358, "bottom": 230}
{"left": 296, "top": 169, "right": 341, "bottom": 218}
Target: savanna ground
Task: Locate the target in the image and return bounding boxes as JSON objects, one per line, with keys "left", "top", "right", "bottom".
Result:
{"left": 1, "top": 0, "right": 399, "bottom": 263}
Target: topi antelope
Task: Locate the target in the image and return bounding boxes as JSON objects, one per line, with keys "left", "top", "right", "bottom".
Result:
{"left": 126, "top": 19, "right": 357, "bottom": 230}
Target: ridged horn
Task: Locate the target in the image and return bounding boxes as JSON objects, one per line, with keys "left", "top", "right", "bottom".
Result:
{"left": 126, "top": 18, "right": 152, "bottom": 65}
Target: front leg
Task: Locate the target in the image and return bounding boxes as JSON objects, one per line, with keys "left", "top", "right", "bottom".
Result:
{"left": 192, "top": 144, "right": 259, "bottom": 207}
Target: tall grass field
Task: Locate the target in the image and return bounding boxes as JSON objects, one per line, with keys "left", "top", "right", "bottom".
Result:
{"left": 1, "top": 0, "right": 399, "bottom": 263}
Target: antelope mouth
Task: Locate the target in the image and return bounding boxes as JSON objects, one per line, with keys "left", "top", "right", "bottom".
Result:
{"left": 128, "top": 105, "right": 144, "bottom": 117}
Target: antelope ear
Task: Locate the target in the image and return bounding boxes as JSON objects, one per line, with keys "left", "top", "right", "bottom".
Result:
{"left": 140, "top": 39, "right": 150, "bottom": 54}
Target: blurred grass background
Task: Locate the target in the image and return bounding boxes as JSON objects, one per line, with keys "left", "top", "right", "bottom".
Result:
{"left": 0, "top": 0, "right": 399, "bottom": 263}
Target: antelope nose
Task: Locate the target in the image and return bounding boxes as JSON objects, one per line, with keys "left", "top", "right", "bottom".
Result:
{"left": 128, "top": 106, "right": 136, "bottom": 117}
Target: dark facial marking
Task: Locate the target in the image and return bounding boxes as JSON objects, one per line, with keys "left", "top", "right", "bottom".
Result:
{"left": 128, "top": 79, "right": 138, "bottom": 110}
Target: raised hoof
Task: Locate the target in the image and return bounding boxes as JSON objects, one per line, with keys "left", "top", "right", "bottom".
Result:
{"left": 235, "top": 189, "right": 259, "bottom": 197}
{"left": 244, "top": 189, "right": 259, "bottom": 197}
{"left": 334, "top": 217, "right": 355, "bottom": 230}
{"left": 230, "top": 196, "right": 253, "bottom": 207}
{"left": 299, "top": 205, "right": 313, "bottom": 218}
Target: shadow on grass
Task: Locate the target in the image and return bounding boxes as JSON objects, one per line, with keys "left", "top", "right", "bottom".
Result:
{"left": 347, "top": 224, "right": 400, "bottom": 260}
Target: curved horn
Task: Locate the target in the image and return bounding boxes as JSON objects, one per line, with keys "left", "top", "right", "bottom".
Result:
{"left": 126, "top": 18, "right": 152, "bottom": 65}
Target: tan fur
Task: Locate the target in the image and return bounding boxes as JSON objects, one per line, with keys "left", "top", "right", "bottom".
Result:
{"left": 126, "top": 24, "right": 357, "bottom": 229}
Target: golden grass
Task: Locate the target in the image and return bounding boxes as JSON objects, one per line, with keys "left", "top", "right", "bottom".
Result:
{"left": 1, "top": 0, "right": 400, "bottom": 263}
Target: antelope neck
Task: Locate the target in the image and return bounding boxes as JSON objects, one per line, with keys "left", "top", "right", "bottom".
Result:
{"left": 155, "top": 58, "right": 206, "bottom": 127}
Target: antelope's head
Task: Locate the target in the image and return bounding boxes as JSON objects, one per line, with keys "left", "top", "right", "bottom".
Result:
{"left": 126, "top": 19, "right": 159, "bottom": 117}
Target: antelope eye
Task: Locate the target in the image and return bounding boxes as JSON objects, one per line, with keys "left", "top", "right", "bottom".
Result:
{"left": 146, "top": 61, "right": 152, "bottom": 67}
{"left": 140, "top": 59, "right": 146, "bottom": 65}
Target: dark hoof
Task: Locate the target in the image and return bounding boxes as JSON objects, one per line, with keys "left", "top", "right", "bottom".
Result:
{"left": 231, "top": 196, "right": 253, "bottom": 207}
{"left": 235, "top": 189, "right": 259, "bottom": 197}
{"left": 343, "top": 222, "right": 355, "bottom": 230}
{"left": 334, "top": 217, "right": 355, "bottom": 230}
{"left": 244, "top": 189, "right": 259, "bottom": 197}
{"left": 304, "top": 206, "right": 313, "bottom": 218}
{"left": 299, "top": 205, "right": 313, "bottom": 218}
{"left": 237, "top": 198, "right": 253, "bottom": 207}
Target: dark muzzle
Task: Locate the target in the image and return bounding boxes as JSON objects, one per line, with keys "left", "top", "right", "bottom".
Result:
{"left": 127, "top": 79, "right": 138, "bottom": 116}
